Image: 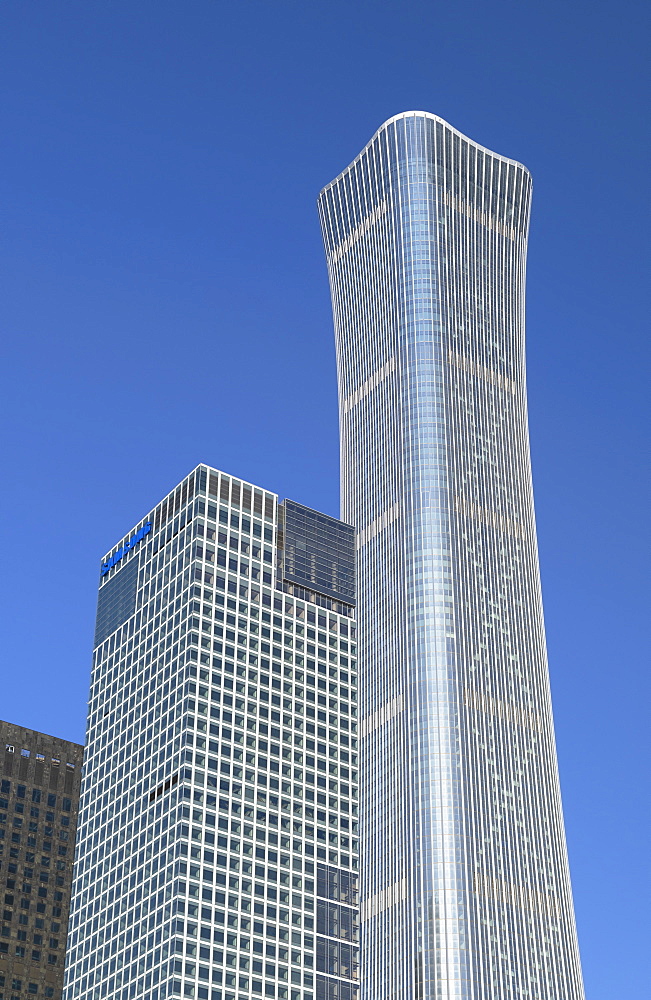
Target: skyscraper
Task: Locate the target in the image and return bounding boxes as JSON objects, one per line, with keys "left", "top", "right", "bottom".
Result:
{"left": 318, "top": 113, "right": 584, "bottom": 1000}
{"left": 63, "top": 466, "right": 359, "bottom": 1000}
{"left": 1, "top": 720, "right": 83, "bottom": 1000}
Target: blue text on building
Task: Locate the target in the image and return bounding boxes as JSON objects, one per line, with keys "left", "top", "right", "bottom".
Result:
{"left": 101, "top": 522, "right": 152, "bottom": 576}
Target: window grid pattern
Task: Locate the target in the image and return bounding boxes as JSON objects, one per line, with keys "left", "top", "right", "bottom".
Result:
{"left": 0, "top": 724, "right": 83, "bottom": 1000}
{"left": 63, "top": 466, "right": 358, "bottom": 1000}
{"left": 318, "top": 113, "right": 584, "bottom": 1000}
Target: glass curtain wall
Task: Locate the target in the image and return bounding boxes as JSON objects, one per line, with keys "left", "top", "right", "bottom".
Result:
{"left": 318, "top": 112, "right": 584, "bottom": 1000}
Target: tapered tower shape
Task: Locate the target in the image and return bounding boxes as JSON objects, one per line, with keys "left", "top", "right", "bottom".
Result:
{"left": 318, "top": 113, "right": 584, "bottom": 1000}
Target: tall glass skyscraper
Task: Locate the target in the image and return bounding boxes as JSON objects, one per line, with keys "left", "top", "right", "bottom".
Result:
{"left": 318, "top": 113, "right": 584, "bottom": 1000}
{"left": 64, "top": 466, "right": 359, "bottom": 1000}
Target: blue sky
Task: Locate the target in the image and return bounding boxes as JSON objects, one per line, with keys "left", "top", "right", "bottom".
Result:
{"left": 0, "top": 1, "right": 648, "bottom": 995}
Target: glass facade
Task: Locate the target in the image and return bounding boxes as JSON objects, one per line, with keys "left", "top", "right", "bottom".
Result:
{"left": 63, "top": 466, "right": 359, "bottom": 1000}
{"left": 281, "top": 502, "right": 356, "bottom": 607}
{"left": 94, "top": 558, "right": 139, "bottom": 648}
{"left": 319, "top": 113, "right": 585, "bottom": 1000}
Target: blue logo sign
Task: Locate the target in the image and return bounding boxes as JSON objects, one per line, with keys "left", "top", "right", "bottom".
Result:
{"left": 101, "top": 522, "right": 152, "bottom": 576}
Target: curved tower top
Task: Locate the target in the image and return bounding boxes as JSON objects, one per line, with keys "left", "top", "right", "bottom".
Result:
{"left": 320, "top": 111, "right": 530, "bottom": 194}
{"left": 319, "top": 113, "right": 584, "bottom": 1000}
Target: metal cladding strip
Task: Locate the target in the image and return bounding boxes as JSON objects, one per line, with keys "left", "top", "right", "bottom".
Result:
{"left": 356, "top": 503, "right": 400, "bottom": 549}
{"left": 445, "top": 190, "right": 518, "bottom": 241}
{"left": 330, "top": 199, "right": 388, "bottom": 263}
{"left": 448, "top": 348, "right": 517, "bottom": 395}
{"left": 342, "top": 356, "right": 396, "bottom": 415}
{"left": 473, "top": 873, "right": 559, "bottom": 916}
{"left": 360, "top": 877, "right": 408, "bottom": 922}
{"left": 454, "top": 495, "right": 525, "bottom": 539}
{"left": 359, "top": 694, "right": 403, "bottom": 739}
{"left": 463, "top": 687, "right": 543, "bottom": 734}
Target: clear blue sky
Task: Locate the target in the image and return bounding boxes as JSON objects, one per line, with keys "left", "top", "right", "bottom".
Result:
{"left": 0, "top": 1, "right": 648, "bottom": 995}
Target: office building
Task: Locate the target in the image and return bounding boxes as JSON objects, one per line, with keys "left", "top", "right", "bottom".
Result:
{"left": 319, "top": 112, "right": 585, "bottom": 999}
{"left": 1, "top": 721, "right": 83, "bottom": 1000}
{"left": 63, "top": 466, "right": 359, "bottom": 1000}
